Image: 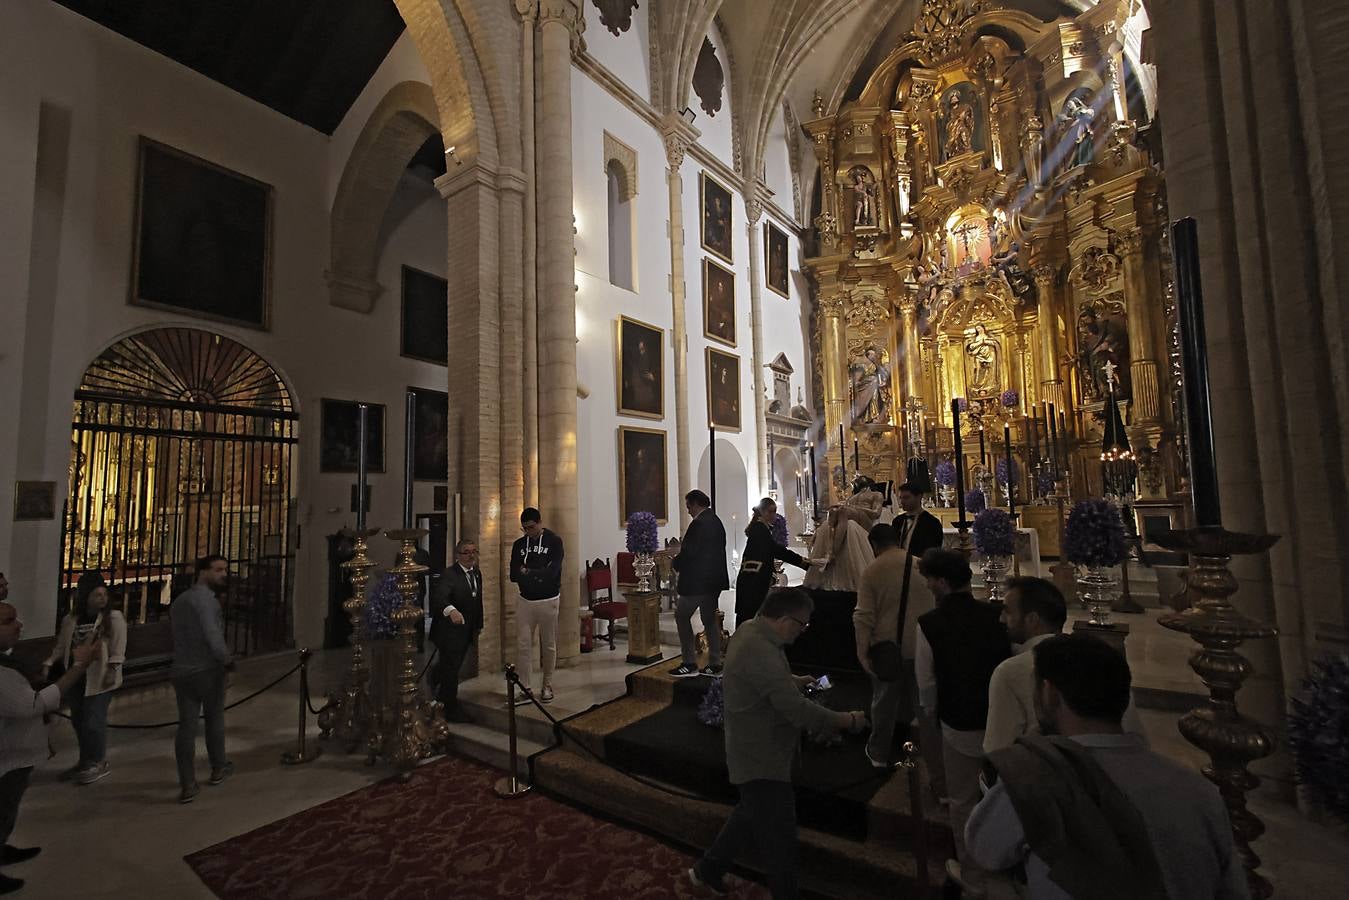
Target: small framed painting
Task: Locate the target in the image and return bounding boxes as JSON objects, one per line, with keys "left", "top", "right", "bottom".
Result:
{"left": 616, "top": 316, "right": 664, "bottom": 419}
{"left": 130, "top": 138, "right": 272, "bottom": 329}
{"left": 706, "top": 348, "right": 741, "bottom": 432}
{"left": 409, "top": 386, "right": 449, "bottom": 482}
{"left": 699, "top": 171, "right": 734, "bottom": 264}
{"left": 401, "top": 266, "right": 449, "bottom": 365}
{"left": 320, "top": 400, "right": 386, "bottom": 474}
{"left": 618, "top": 426, "right": 669, "bottom": 525}
{"left": 703, "top": 258, "right": 736, "bottom": 347}
{"left": 13, "top": 481, "right": 56, "bottom": 521}
{"left": 764, "top": 222, "right": 789, "bottom": 298}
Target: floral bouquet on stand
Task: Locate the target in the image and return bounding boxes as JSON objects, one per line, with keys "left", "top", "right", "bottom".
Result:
{"left": 1064, "top": 498, "right": 1128, "bottom": 625}
{"left": 935, "top": 459, "right": 957, "bottom": 507}
{"left": 626, "top": 511, "right": 659, "bottom": 591}
{"left": 972, "top": 508, "right": 1015, "bottom": 603}
{"left": 1289, "top": 653, "right": 1349, "bottom": 821}
{"left": 364, "top": 573, "right": 401, "bottom": 641}
{"left": 965, "top": 488, "right": 987, "bottom": 515}
{"left": 1000, "top": 389, "right": 1019, "bottom": 410}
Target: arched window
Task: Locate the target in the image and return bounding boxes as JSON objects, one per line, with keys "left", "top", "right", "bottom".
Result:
{"left": 607, "top": 159, "right": 635, "bottom": 290}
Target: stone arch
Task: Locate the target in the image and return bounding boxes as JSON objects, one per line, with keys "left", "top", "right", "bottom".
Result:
{"left": 603, "top": 131, "right": 639, "bottom": 201}
{"left": 327, "top": 80, "right": 440, "bottom": 312}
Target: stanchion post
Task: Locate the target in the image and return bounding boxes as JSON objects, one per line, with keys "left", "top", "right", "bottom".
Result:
{"left": 900, "top": 741, "right": 930, "bottom": 895}
{"left": 494, "top": 664, "right": 532, "bottom": 798}
{"left": 282, "top": 648, "right": 321, "bottom": 765}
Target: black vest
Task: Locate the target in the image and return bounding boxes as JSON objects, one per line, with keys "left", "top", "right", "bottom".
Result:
{"left": 918, "top": 591, "right": 1011, "bottom": 731}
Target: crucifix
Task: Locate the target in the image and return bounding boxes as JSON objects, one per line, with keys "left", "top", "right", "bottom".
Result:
{"left": 953, "top": 220, "right": 983, "bottom": 266}
{"left": 1102, "top": 359, "right": 1119, "bottom": 390}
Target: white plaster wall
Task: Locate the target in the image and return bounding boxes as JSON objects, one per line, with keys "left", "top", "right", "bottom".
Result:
{"left": 581, "top": 0, "right": 651, "bottom": 104}
{"left": 763, "top": 105, "right": 795, "bottom": 218}
{"left": 0, "top": 0, "right": 447, "bottom": 647}
{"left": 692, "top": 23, "right": 736, "bottom": 171}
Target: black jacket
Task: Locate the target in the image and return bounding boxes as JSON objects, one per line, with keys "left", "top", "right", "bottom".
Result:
{"left": 894, "top": 509, "right": 944, "bottom": 559}
{"left": 740, "top": 520, "right": 808, "bottom": 575}
{"left": 429, "top": 564, "right": 484, "bottom": 644}
{"left": 917, "top": 591, "right": 1011, "bottom": 731}
{"left": 510, "top": 528, "right": 565, "bottom": 600}
{"left": 672, "top": 509, "right": 730, "bottom": 594}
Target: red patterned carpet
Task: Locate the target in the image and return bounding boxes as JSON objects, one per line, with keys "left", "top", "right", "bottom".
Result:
{"left": 185, "top": 754, "right": 767, "bottom": 900}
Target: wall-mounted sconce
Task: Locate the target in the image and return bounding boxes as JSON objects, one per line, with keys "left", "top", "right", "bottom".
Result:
{"left": 445, "top": 145, "right": 462, "bottom": 166}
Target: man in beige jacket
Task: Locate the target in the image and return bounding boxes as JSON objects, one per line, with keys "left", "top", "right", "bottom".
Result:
{"left": 854, "top": 523, "right": 934, "bottom": 767}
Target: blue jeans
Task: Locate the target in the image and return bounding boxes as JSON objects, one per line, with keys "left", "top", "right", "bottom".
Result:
{"left": 67, "top": 690, "right": 113, "bottom": 766}
{"left": 173, "top": 668, "right": 227, "bottom": 789}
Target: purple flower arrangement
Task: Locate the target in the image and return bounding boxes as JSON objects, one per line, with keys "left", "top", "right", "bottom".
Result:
{"left": 364, "top": 573, "right": 402, "bottom": 640}
{"left": 697, "top": 678, "right": 725, "bottom": 728}
{"left": 1064, "top": 498, "right": 1127, "bottom": 567}
{"left": 770, "top": 513, "right": 789, "bottom": 547}
{"left": 1289, "top": 653, "right": 1349, "bottom": 821}
{"left": 956, "top": 397, "right": 969, "bottom": 412}
{"left": 1000, "top": 389, "right": 1019, "bottom": 408}
{"left": 973, "top": 508, "right": 1016, "bottom": 558}
{"left": 965, "top": 488, "right": 987, "bottom": 514}
{"left": 995, "top": 457, "right": 1019, "bottom": 484}
{"left": 1036, "top": 469, "right": 1056, "bottom": 496}
{"left": 625, "top": 511, "right": 659, "bottom": 553}
{"left": 935, "top": 459, "right": 957, "bottom": 487}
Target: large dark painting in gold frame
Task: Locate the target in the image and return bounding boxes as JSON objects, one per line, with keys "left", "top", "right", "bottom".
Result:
{"left": 617, "top": 426, "right": 668, "bottom": 525}
{"left": 616, "top": 316, "right": 664, "bottom": 419}
{"left": 706, "top": 347, "right": 741, "bottom": 432}
{"left": 702, "top": 258, "right": 736, "bottom": 347}
{"left": 130, "top": 138, "right": 273, "bottom": 329}
{"left": 699, "top": 171, "right": 734, "bottom": 264}
{"left": 764, "top": 221, "right": 790, "bottom": 298}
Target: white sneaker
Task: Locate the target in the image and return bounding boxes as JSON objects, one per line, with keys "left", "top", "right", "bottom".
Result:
{"left": 540, "top": 682, "right": 555, "bottom": 703}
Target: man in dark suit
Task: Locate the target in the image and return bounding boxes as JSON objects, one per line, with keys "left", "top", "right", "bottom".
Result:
{"left": 670, "top": 490, "right": 729, "bottom": 678}
{"left": 428, "top": 539, "right": 484, "bottom": 722}
{"left": 893, "top": 481, "right": 944, "bottom": 558}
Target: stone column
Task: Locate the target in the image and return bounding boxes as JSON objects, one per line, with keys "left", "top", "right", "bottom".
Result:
{"left": 900, "top": 302, "right": 921, "bottom": 406}
{"left": 660, "top": 115, "right": 696, "bottom": 530}
{"left": 435, "top": 164, "right": 504, "bottom": 669}
{"left": 517, "top": 0, "right": 540, "bottom": 507}
{"left": 536, "top": 0, "right": 582, "bottom": 665}
{"left": 1119, "top": 226, "right": 1161, "bottom": 424}
{"left": 496, "top": 165, "right": 528, "bottom": 673}
{"left": 745, "top": 194, "right": 768, "bottom": 494}
{"left": 1034, "top": 264, "right": 1064, "bottom": 409}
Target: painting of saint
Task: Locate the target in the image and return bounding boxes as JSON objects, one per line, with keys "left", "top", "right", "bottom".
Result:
{"left": 700, "top": 172, "right": 734, "bottom": 264}
{"left": 1077, "top": 307, "right": 1131, "bottom": 401}
{"left": 764, "top": 223, "right": 789, "bottom": 298}
{"left": 706, "top": 348, "right": 741, "bottom": 431}
{"left": 617, "top": 316, "right": 664, "bottom": 419}
{"left": 618, "top": 427, "right": 669, "bottom": 525}
{"left": 703, "top": 259, "right": 736, "bottom": 346}
{"left": 409, "top": 387, "right": 449, "bottom": 482}
{"left": 131, "top": 139, "right": 273, "bottom": 329}
{"left": 320, "top": 400, "right": 386, "bottom": 473}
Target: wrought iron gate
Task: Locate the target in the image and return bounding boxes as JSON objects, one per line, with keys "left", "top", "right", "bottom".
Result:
{"left": 62, "top": 328, "right": 298, "bottom": 659}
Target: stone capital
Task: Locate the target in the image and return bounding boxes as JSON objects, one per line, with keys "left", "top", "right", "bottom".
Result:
{"left": 658, "top": 111, "right": 699, "bottom": 171}
{"left": 435, "top": 162, "right": 497, "bottom": 200}
{"left": 538, "top": 0, "right": 584, "bottom": 49}
{"left": 1115, "top": 226, "right": 1149, "bottom": 258}
{"left": 325, "top": 269, "right": 383, "bottom": 314}
{"left": 1032, "top": 263, "right": 1059, "bottom": 287}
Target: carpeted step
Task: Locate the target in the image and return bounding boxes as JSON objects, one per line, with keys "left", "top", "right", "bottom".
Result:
{"left": 531, "top": 747, "right": 945, "bottom": 900}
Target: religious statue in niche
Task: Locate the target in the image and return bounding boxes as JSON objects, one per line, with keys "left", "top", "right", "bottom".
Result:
{"left": 849, "top": 167, "right": 878, "bottom": 228}
{"left": 1077, "top": 305, "right": 1131, "bottom": 401}
{"left": 964, "top": 324, "right": 1001, "bottom": 398}
{"left": 592, "top": 0, "right": 639, "bottom": 36}
{"left": 693, "top": 37, "right": 724, "bottom": 118}
{"left": 849, "top": 346, "right": 892, "bottom": 425}
{"left": 1057, "top": 90, "right": 1097, "bottom": 170}
{"left": 949, "top": 217, "right": 992, "bottom": 274}
{"left": 1021, "top": 114, "right": 1045, "bottom": 189}
{"left": 940, "top": 84, "right": 980, "bottom": 160}
{"left": 910, "top": 120, "right": 935, "bottom": 194}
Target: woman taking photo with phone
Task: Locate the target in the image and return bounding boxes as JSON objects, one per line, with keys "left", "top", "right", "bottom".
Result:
{"left": 42, "top": 572, "right": 127, "bottom": 785}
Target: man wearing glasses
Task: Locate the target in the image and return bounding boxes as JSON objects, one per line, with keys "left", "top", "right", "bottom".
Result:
{"left": 428, "top": 539, "right": 484, "bottom": 722}
{"left": 508, "top": 508, "right": 564, "bottom": 704}
{"left": 689, "top": 587, "right": 866, "bottom": 898}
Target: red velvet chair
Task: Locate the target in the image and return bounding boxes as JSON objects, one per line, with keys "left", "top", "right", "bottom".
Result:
{"left": 585, "top": 558, "right": 628, "bottom": 651}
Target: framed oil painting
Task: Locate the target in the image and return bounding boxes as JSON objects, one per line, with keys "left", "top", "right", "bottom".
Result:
{"left": 130, "top": 138, "right": 273, "bottom": 329}
{"left": 13, "top": 481, "right": 56, "bottom": 521}
{"left": 616, "top": 316, "right": 664, "bottom": 419}
{"left": 401, "top": 266, "right": 449, "bottom": 365}
{"left": 706, "top": 348, "right": 741, "bottom": 432}
{"left": 764, "top": 222, "right": 789, "bottom": 298}
{"left": 702, "top": 258, "right": 736, "bottom": 347}
{"left": 699, "top": 171, "right": 734, "bottom": 264}
{"left": 410, "top": 386, "right": 449, "bottom": 482}
{"left": 618, "top": 426, "right": 668, "bottom": 525}
{"left": 320, "top": 400, "right": 386, "bottom": 474}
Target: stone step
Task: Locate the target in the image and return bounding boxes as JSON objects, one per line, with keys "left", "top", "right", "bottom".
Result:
{"left": 455, "top": 693, "right": 563, "bottom": 748}
{"left": 442, "top": 720, "right": 548, "bottom": 773}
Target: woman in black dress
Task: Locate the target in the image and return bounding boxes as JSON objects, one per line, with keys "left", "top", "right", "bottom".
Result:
{"left": 734, "top": 498, "right": 814, "bottom": 627}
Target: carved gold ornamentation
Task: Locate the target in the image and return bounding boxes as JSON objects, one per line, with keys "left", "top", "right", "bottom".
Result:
{"left": 1076, "top": 246, "right": 1121, "bottom": 293}
{"left": 910, "top": 0, "right": 988, "bottom": 61}
{"left": 318, "top": 528, "right": 381, "bottom": 751}
{"left": 845, "top": 295, "right": 889, "bottom": 334}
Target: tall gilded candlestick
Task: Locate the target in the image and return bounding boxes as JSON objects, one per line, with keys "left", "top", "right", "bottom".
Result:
{"left": 1155, "top": 218, "right": 1279, "bottom": 899}
{"left": 318, "top": 526, "right": 381, "bottom": 752}
{"left": 370, "top": 528, "right": 450, "bottom": 775}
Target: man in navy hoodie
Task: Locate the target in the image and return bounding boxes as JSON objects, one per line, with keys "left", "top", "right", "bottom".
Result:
{"left": 509, "top": 508, "right": 565, "bottom": 704}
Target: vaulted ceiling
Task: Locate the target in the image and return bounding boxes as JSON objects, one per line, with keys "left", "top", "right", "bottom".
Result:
{"left": 52, "top": 0, "right": 406, "bottom": 135}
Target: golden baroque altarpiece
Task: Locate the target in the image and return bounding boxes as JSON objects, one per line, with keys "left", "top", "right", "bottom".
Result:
{"left": 805, "top": 0, "right": 1181, "bottom": 537}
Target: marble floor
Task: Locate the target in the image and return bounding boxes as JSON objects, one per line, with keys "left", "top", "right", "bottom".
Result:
{"left": 10, "top": 628, "right": 1348, "bottom": 899}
